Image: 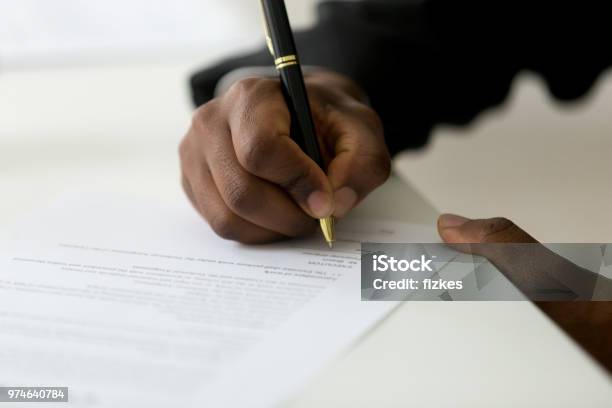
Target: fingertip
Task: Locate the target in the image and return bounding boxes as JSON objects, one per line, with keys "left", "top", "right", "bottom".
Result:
{"left": 438, "top": 213, "right": 471, "bottom": 229}
{"left": 437, "top": 215, "right": 534, "bottom": 244}
{"left": 437, "top": 214, "right": 474, "bottom": 244}
{"left": 438, "top": 224, "right": 465, "bottom": 243}
{"left": 307, "top": 190, "right": 335, "bottom": 218}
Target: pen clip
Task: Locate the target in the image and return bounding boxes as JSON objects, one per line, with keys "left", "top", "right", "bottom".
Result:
{"left": 259, "top": 0, "right": 275, "bottom": 58}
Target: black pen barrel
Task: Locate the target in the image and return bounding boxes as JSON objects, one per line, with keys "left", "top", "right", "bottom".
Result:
{"left": 260, "top": 0, "right": 324, "bottom": 168}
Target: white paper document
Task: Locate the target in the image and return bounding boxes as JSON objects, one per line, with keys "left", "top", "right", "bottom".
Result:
{"left": 0, "top": 194, "right": 437, "bottom": 407}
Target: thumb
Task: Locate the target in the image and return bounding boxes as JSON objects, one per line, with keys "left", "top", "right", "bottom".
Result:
{"left": 437, "top": 214, "right": 537, "bottom": 244}
{"left": 437, "top": 214, "right": 584, "bottom": 299}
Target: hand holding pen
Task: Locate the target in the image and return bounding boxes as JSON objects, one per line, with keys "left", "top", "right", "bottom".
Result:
{"left": 179, "top": 30, "right": 390, "bottom": 245}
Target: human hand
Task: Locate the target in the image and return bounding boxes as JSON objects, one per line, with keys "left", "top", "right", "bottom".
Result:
{"left": 437, "top": 214, "right": 612, "bottom": 300}
{"left": 180, "top": 70, "right": 390, "bottom": 243}
{"left": 437, "top": 213, "right": 612, "bottom": 372}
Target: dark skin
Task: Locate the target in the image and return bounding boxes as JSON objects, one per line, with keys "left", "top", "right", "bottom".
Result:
{"left": 180, "top": 70, "right": 390, "bottom": 243}
{"left": 180, "top": 69, "right": 611, "bottom": 374}
{"left": 437, "top": 214, "right": 612, "bottom": 374}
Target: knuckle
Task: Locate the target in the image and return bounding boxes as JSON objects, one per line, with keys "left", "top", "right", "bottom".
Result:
{"left": 226, "top": 77, "right": 261, "bottom": 100}
{"left": 355, "top": 104, "right": 384, "bottom": 133}
{"left": 279, "top": 167, "right": 313, "bottom": 198}
{"left": 480, "top": 217, "right": 515, "bottom": 241}
{"left": 191, "top": 100, "right": 220, "bottom": 130}
{"left": 223, "top": 179, "right": 259, "bottom": 215}
{"left": 209, "top": 211, "right": 240, "bottom": 241}
{"left": 487, "top": 217, "right": 514, "bottom": 232}
{"left": 238, "top": 132, "right": 274, "bottom": 174}
{"left": 227, "top": 77, "right": 280, "bottom": 107}
{"left": 358, "top": 104, "right": 380, "bottom": 122}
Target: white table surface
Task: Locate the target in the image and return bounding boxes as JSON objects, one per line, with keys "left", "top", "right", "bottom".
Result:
{"left": 1, "top": 62, "right": 611, "bottom": 407}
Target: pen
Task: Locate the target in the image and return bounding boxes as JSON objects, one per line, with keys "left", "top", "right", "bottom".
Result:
{"left": 259, "top": 0, "right": 335, "bottom": 248}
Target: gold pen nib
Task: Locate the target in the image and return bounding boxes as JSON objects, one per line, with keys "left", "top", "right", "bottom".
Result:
{"left": 319, "top": 217, "right": 335, "bottom": 248}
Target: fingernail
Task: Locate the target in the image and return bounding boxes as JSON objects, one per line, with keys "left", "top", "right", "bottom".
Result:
{"left": 438, "top": 213, "right": 470, "bottom": 229}
{"left": 333, "top": 187, "right": 358, "bottom": 218}
{"left": 307, "top": 190, "right": 334, "bottom": 218}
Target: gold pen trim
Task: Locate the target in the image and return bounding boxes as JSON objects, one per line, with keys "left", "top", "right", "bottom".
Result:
{"left": 275, "top": 61, "right": 298, "bottom": 70}
{"left": 274, "top": 55, "right": 297, "bottom": 65}
{"left": 275, "top": 55, "right": 298, "bottom": 69}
